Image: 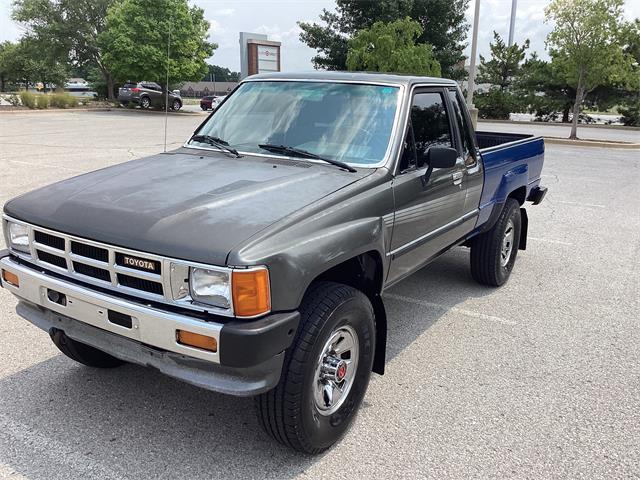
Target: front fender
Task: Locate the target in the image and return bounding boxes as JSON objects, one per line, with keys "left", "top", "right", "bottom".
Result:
{"left": 230, "top": 216, "right": 389, "bottom": 312}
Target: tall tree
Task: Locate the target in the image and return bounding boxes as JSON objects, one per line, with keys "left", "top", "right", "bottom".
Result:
{"left": 99, "top": 0, "right": 215, "bottom": 88}
{"left": 545, "top": 0, "right": 634, "bottom": 138}
{"left": 12, "top": 0, "right": 116, "bottom": 99}
{"left": 474, "top": 32, "right": 529, "bottom": 119}
{"left": 299, "top": 0, "right": 469, "bottom": 79}
{"left": 203, "top": 65, "right": 240, "bottom": 82}
{"left": 346, "top": 18, "right": 441, "bottom": 76}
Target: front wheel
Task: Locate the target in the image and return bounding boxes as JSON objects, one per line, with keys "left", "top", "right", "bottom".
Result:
{"left": 470, "top": 198, "right": 522, "bottom": 286}
{"left": 172, "top": 99, "right": 182, "bottom": 111}
{"left": 256, "top": 282, "right": 375, "bottom": 454}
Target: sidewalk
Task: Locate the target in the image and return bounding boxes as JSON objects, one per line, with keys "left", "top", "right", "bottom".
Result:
{"left": 478, "top": 121, "right": 639, "bottom": 144}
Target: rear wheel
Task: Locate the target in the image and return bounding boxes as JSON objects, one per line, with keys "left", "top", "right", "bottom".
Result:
{"left": 50, "top": 329, "right": 125, "bottom": 368}
{"left": 470, "top": 198, "right": 522, "bottom": 286}
{"left": 256, "top": 282, "right": 375, "bottom": 454}
{"left": 140, "top": 96, "right": 151, "bottom": 109}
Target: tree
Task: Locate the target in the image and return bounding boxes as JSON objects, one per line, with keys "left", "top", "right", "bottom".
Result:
{"left": 474, "top": 32, "right": 529, "bottom": 119}
{"left": 346, "top": 18, "right": 441, "bottom": 76}
{"left": 299, "top": 0, "right": 469, "bottom": 79}
{"left": 618, "top": 19, "right": 640, "bottom": 126}
{"left": 12, "top": 0, "right": 116, "bottom": 99}
{"left": 203, "top": 65, "right": 240, "bottom": 82}
{"left": 545, "top": 0, "right": 635, "bottom": 138}
{"left": 99, "top": 0, "right": 215, "bottom": 89}
{"left": 0, "top": 42, "right": 18, "bottom": 91}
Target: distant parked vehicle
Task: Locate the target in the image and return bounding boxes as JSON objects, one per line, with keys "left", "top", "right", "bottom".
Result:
{"left": 118, "top": 82, "right": 182, "bottom": 110}
{"left": 200, "top": 95, "right": 222, "bottom": 111}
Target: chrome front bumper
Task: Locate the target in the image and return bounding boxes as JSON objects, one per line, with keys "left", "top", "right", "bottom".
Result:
{"left": 1, "top": 254, "right": 222, "bottom": 363}
{"left": 1, "top": 253, "right": 298, "bottom": 395}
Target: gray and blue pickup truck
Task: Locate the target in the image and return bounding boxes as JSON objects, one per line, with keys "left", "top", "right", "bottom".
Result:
{"left": 1, "top": 72, "right": 546, "bottom": 453}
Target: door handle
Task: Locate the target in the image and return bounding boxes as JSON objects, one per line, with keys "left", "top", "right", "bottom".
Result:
{"left": 452, "top": 171, "right": 463, "bottom": 186}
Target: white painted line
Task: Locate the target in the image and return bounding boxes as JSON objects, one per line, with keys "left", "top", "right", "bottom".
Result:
{"left": 0, "top": 413, "right": 129, "bottom": 480}
{"left": 552, "top": 200, "right": 606, "bottom": 209}
{"left": 385, "top": 293, "right": 516, "bottom": 326}
{"left": 8, "top": 159, "right": 83, "bottom": 173}
{"left": 528, "top": 237, "right": 575, "bottom": 246}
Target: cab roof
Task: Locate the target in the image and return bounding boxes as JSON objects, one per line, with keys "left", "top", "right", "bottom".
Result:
{"left": 244, "top": 71, "right": 459, "bottom": 87}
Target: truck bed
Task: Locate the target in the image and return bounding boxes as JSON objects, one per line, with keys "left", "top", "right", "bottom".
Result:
{"left": 474, "top": 131, "right": 545, "bottom": 227}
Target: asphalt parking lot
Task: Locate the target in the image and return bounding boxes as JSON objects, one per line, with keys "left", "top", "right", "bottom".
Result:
{"left": 0, "top": 110, "right": 639, "bottom": 479}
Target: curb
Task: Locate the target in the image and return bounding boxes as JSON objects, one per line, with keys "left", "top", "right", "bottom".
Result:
{"left": 543, "top": 137, "right": 640, "bottom": 149}
{"left": 0, "top": 107, "right": 201, "bottom": 116}
{"left": 479, "top": 119, "right": 640, "bottom": 131}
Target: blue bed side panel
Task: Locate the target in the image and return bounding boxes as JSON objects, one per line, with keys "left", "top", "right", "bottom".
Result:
{"left": 476, "top": 137, "right": 545, "bottom": 227}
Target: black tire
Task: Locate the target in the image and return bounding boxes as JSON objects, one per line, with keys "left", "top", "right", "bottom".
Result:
{"left": 139, "top": 96, "right": 151, "bottom": 109}
{"left": 172, "top": 99, "right": 182, "bottom": 111}
{"left": 470, "top": 198, "right": 522, "bottom": 286}
{"left": 50, "top": 329, "right": 125, "bottom": 368}
{"left": 256, "top": 281, "right": 375, "bottom": 454}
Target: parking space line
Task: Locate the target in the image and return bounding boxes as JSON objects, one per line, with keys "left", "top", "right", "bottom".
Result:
{"left": 384, "top": 293, "right": 516, "bottom": 325}
{"left": 528, "top": 237, "right": 575, "bottom": 246}
{"left": 552, "top": 200, "right": 606, "bottom": 209}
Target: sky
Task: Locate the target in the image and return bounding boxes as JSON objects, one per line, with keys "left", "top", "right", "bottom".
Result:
{"left": 1, "top": 0, "right": 639, "bottom": 73}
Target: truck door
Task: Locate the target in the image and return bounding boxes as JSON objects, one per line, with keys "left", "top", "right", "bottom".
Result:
{"left": 387, "top": 88, "right": 470, "bottom": 284}
{"left": 447, "top": 88, "right": 483, "bottom": 215}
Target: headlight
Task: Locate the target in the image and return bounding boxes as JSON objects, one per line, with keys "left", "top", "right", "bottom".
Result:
{"left": 7, "top": 221, "right": 30, "bottom": 253}
{"left": 190, "top": 267, "right": 231, "bottom": 309}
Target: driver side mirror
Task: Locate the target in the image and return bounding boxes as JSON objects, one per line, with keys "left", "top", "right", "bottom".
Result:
{"left": 427, "top": 146, "right": 458, "bottom": 169}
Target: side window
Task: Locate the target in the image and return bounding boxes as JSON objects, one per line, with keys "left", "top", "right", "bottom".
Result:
{"left": 411, "top": 92, "right": 453, "bottom": 167}
{"left": 448, "top": 89, "right": 477, "bottom": 167}
{"left": 399, "top": 122, "right": 417, "bottom": 172}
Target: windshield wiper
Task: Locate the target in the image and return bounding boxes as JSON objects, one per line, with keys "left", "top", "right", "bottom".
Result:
{"left": 258, "top": 144, "right": 357, "bottom": 173}
{"left": 190, "top": 134, "right": 242, "bottom": 158}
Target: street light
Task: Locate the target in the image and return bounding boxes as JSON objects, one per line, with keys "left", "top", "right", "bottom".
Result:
{"left": 466, "top": 0, "right": 481, "bottom": 126}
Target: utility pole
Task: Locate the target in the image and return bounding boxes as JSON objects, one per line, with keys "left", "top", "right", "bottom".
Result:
{"left": 508, "top": 0, "right": 518, "bottom": 46}
{"left": 466, "top": 0, "right": 481, "bottom": 127}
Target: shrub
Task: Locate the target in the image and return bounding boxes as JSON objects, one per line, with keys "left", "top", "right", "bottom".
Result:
{"left": 19, "top": 91, "right": 37, "bottom": 109}
{"left": 36, "top": 94, "right": 50, "bottom": 109}
{"left": 49, "top": 93, "right": 79, "bottom": 108}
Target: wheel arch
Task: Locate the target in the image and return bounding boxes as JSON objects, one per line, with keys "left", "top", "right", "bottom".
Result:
{"left": 306, "top": 250, "right": 388, "bottom": 375}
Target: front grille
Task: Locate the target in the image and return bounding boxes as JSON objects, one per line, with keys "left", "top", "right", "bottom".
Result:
{"left": 73, "top": 262, "right": 111, "bottom": 282}
{"left": 117, "top": 274, "right": 163, "bottom": 295}
{"left": 37, "top": 250, "right": 67, "bottom": 268}
{"left": 71, "top": 241, "right": 108, "bottom": 262}
{"left": 7, "top": 220, "right": 233, "bottom": 316}
{"left": 27, "top": 227, "right": 165, "bottom": 298}
{"left": 34, "top": 231, "right": 65, "bottom": 250}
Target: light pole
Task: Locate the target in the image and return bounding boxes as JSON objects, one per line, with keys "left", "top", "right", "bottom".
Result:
{"left": 508, "top": 0, "right": 518, "bottom": 46}
{"left": 466, "top": 0, "right": 481, "bottom": 127}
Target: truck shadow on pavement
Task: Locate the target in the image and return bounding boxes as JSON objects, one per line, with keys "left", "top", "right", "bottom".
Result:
{"left": 0, "top": 248, "right": 493, "bottom": 479}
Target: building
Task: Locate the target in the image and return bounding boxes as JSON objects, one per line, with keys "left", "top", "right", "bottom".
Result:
{"left": 239, "top": 32, "right": 281, "bottom": 79}
{"left": 178, "top": 81, "right": 238, "bottom": 97}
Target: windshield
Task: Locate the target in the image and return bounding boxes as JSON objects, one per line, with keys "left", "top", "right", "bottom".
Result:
{"left": 191, "top": 81, "right": 400, "bottom": 166}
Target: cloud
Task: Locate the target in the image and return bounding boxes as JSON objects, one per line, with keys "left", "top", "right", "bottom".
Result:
{"left": 215, "top": 8, "right": 235, "bottom": 17}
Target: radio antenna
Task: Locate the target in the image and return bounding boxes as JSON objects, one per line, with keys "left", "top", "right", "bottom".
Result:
{"left": 164, "top": 27, "right": 171, "bottom": 153}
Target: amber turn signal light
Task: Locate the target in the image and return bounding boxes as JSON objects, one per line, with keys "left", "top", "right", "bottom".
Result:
{"left": 232, "top": 268, "right": 270, "bottom": 317}
{"left": 1, "top": 269, "right": 19, "bottom": 287}
{"left": 176, "top": 330, "right": 218, "bottom": 353}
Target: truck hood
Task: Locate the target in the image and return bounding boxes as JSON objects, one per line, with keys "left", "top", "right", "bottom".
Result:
{"left": 4, "top": 149, "right": 371, "bottom": 265}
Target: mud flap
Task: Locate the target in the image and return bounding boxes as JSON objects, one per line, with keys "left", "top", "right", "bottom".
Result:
{"left": 519, "top": 208, "right": 528, "bottom": 250}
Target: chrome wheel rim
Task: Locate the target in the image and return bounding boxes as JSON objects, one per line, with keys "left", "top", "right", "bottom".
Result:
{"left": 501, "top": 219, "right": 515, "bottom": 267}
{"left": 141, "top": 98, "right": 149, "bottom": 108}
{"left": 313, "top": 325, "right": 359, "bottom": 416}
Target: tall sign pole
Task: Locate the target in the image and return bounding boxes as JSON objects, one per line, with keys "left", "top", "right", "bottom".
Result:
{"left": 466, "top": 0, "right": 481, "bottom": 126}
{"left": 508, "top": 0, "right": 518, "bottom": 46}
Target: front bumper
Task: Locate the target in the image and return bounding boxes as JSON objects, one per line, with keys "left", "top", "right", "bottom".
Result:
{"left": 0, "top": 252, "right": 299, "bottom": 396}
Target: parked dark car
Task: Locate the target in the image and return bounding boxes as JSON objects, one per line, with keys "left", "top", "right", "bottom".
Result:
{"left": 2, "top": 72, "right": 547, "bottom": 454}
{"left": 200, "top": 95, "right": 223, "bottom": 111}
{"left": 118, "top": 81, "right": 182, "bottom": 110}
